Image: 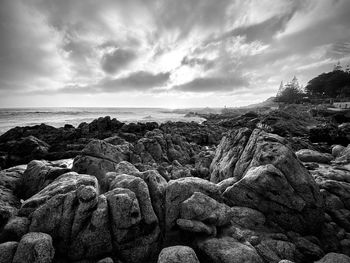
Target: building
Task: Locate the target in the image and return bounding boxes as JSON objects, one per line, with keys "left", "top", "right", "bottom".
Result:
{"left": 334, "top": 102, "right": 350, "bottom": 109}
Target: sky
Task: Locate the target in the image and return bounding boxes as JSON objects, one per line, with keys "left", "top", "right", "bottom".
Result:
{"left": 0, "top": 0, "right": 350, "bottom": 108}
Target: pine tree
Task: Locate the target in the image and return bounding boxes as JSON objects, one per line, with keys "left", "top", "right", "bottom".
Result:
{"left": 291, "top": 76, "right": 300, "bottom": 90}
{"left": 346, "top": 63, "right": 350, "bottom": 73}
{"left": 277, "top": 81, "right": 284, "bottom": 97}
{"left": 333, "top": 61, "right": 343, "bottom": 71}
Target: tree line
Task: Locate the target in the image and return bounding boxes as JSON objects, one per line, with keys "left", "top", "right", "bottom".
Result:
{"left": 275, "top": 62, "right": 350, "bottom": 103}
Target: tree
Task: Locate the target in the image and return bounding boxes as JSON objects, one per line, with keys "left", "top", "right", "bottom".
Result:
{"left": 333, "top": 61, "right": 343, "bottom": 71}
{"left": 275, "top": 77, "right": 303, "bottom": 103}
{"left": 305, "top": 70, "right": 350, "bottom": 98}
{"left": 277, "top": 81, "right": 284, "bottom": 97}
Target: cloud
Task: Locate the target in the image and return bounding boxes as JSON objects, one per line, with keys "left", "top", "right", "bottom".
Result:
{"left": 0, "top": 0, "right": 69, "bottom": 91}
{"left": 1, "top": 0, "right": 350, "bottom": 107}
{"left": 101, "top": 48, "right": 137, "bottom": 74}
{"left": 172, "top": 75, "right": 249, "bottom": 93}
{"left": 100, "top": 71, "right": 170, "bottom": 91}
{"left": 29, "top": 71, "right": 171, "bottom": 94}
{"left": 181, "top": 56, "right": 215, "bottom": 70}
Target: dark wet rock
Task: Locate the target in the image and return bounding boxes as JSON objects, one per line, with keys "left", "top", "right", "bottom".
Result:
{"left": 0, "top": 185, "right": 21, "bottom": 226}
{"left": 0, "top": 241, "right": 18, "bottom": 263}
{"left": 12, "top": 232, "right": 54, "bottom": 263}
{"left": 293, "top": 236, "right": 324, "bottom": 261}
{"left": 296, "top": 149, "right": 334, "bottom": 164}
{"left": 194, "top": 150, "right": 215, "bottom": 179}
{"left": 310, "top": 124, "right": 350, "bottom": 145}
{"left": 20, "top": 160, "right": 71, "bottom": 199}
{"left": 2, "top": 136, "right": 49, "bottom": 167}
{"left": 0, "top": 165, "right": 26, "bottom": 192}
{"left": 196, "top": 237, "right": 263, "bottom": 263}
{"left": 0, "top": 216, "right": 30, "bottom": 242}
{"left": 157, "top": 245, "right": 200, "bottom": 263}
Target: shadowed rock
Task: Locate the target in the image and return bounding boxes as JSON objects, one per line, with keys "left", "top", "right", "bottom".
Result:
{"left": 212, "top": 128, "right": 323, "bottom": 234}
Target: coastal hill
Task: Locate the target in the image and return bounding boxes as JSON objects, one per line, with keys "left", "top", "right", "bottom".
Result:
{"left": 1, "top": 101, "right": 350, "bottom": 262}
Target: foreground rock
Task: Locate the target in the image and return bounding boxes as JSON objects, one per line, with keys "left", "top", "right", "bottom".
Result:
{"left": 158, "top": 246, "right": 199, "bottom": 263}
{"left": 197, "top": 237, "right": 263, "bottom": 263}
{"left": 0, "top": 241, "right": 18, "bottom": 263}
{"left": 13, "top": 232, "right": 54, "bottom": 263}
{"left": 211, "top": 128, "right": 324, "bottom": 234}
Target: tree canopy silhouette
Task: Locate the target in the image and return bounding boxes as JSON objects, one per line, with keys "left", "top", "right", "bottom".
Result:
{"left": 305, "top": 67, "right": 350, "bottom": 98}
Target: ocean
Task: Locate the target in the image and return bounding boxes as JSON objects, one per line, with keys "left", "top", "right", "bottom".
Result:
{"left": 0, "top": 107, "right": 205, "bottom": 135}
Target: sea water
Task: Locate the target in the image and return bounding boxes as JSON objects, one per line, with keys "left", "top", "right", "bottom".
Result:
{"left": 0, "top": 107, "right": 204, "bottom": 135}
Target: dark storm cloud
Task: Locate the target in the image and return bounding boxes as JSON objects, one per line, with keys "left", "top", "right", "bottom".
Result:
{"left": 181, "top": 56, "right": 215, "bottom": 70}
{"left": 100, "top": 71, "right": 170, "bottom": 92}
{"left": 35, "top": 71, "right": 171, "bottom": 94}
{"left": 172, "top": 75, "right": 248, "bottom": 93}
{"left": 101, "top": 49, "right": 137, "bottom": 74}
{"left": 223, "top": 15, "right": 294, "bottom": 43}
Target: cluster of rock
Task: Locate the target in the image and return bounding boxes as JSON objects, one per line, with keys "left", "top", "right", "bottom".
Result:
{"left": 0, "top": 106, "right": 350, "bottom": 263}
{"left": 1, "top": 110, "right": 350, "bottom": 263}
{"left": 0, "top": 117, "right": 223, "bottom": 170}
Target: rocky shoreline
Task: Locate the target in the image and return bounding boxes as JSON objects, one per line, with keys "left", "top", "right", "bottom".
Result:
{"left": 1, "top": 106, "right": 350, "bottom": 262}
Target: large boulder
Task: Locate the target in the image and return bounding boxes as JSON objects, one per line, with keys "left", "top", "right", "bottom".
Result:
{"left": 12, "top": 232, "right": 54, "bottom": 263}
{"left": 180, "top": 192, "right": 233, "bottom": 226}
{"left": 196, "top": 237, "right": 263, "bottom": 263}
{"left": 132, "top": 129, "right": 195, "bottom": 165}
{"left": 0, "top": 216, "right": 30, "bottom": 242}
{"left": 20, "top": 160, "right": 71, "bottom": 199}
{"left": 0, "top": 165, "right": 26, "bottom": 192}
{"left": 72, "top": 139, "right": 132, "bottom": 191}
{"left": 212, "top": 128, "right": 323, "bottom": 234}
{"left": 165, "top": 177, "right": 221, "bottom": 233}
{"left": 157, "top": 246, "right": 200, "bottom": 263}
{"left": 210, "top": 128, "right": 252, "bottom": 183}
{"left": 18, "top": 172, "right": 112, "bottom": 261}
{"left": 105, "top": 186, "right": 160, "bottom": 263}
{"left": 255, "top": 239, "right": 297, "bottom": 263}
{"left": 107, "top": 162, "right": 167, "bottom": 230}
{"left": 4, "top": 136, "right": 50, "bottom": 167}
